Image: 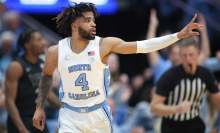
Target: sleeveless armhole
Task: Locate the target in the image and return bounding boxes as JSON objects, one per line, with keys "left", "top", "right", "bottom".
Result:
{"left": 94, "top": 36, "right": 108, "bottom": 68}
{"left": 14, "top": 57, "right": 25, "bottom": 78}
{"left": 58, "top": 40, "right": 63, "bottom": 72}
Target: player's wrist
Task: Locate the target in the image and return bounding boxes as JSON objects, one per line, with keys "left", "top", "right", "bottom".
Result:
{"left": 177, "top": 32, "right": 182, "bottom": 39}
{"left": 36, "top": 106, "right": 44, "bottom": 111}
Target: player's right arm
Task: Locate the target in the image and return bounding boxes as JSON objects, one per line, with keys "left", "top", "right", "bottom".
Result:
{"left": 5, "top": 61, "right": 30, "bottom": 133}
{"left": 33, "top": 45, "right": 58, "bottom": 131}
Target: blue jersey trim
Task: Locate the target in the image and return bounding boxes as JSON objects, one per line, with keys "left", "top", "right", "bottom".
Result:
{"left": 59, "top": 77, "right": 64, "bottom": 101}
{"left": 104, "top": 68, "right": 110, "bottom": 97}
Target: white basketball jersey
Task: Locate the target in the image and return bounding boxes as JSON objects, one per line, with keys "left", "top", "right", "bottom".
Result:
{"left": 58, "top": 36, "right": 110, "bottom": 107}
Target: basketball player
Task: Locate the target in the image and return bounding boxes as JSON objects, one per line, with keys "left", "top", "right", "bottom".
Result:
{"left": 5, "top": 29, "right": 62, "bottom": 133}
{"left": 32, "top": 2, "right": 204, "bottom": 133}
{"left": 150, "top": 38, "right": 220, "bottom": 133}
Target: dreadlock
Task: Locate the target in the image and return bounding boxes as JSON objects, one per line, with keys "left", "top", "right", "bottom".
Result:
{"left": 17, "top": 29, "right": 38, "bottom": 54}
{"left": 52, "top": 2, "right": 99, "bottom": 36}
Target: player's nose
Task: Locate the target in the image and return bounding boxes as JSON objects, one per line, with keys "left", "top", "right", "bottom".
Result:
{"left": 91, "top": 21, "right": 96, "bottom": 27}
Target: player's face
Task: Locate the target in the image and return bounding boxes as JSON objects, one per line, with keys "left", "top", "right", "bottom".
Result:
{"left": 169, "top": 45, "right": 182, "bottom": 66}
{"left": 180, "top": 45, "right": 200, "bottom": 74}
{"left": 76, "top": 11, "right": 96, "bottom": 40}
{"left": 30, "top": 32, "right": 45, "bottom": 55}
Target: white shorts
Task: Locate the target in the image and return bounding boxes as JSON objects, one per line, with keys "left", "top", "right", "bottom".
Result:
{"left": 58, "top": 101, "right": 113, "bottom": 133}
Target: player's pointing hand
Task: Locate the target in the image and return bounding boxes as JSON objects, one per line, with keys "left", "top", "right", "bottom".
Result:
{"left": 177, "top": 14, "right": 204, "bottom": 39}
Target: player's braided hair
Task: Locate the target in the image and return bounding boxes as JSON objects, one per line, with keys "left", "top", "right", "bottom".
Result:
{"left": 17, "top": 29, "right": 38, "bottom": 53}
{"left": 52, "top": 2, "right": 99, "bottom": 36}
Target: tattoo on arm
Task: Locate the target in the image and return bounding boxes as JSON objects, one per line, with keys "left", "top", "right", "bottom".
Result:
{"left": 36, "top": 76, "right": 53, "bottom": 108}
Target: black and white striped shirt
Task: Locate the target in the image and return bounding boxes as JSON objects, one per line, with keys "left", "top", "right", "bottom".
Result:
{"left": 156, "top": 65, "right": 219, "bottom": 121}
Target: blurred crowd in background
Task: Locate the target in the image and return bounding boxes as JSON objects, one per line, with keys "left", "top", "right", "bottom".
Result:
{"left": 0, "top": 0, "right": 220, "bottom": 133}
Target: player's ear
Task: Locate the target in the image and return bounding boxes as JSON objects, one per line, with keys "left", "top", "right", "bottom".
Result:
{"left": 71, "top": 23, "right": 77, "bottom": 31}
{"left": 24, "top": 42, "right": 30, "bottom": 50}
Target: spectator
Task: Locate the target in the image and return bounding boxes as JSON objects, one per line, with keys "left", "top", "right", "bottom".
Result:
{"left": 0, "top": 31, "right": 15, "bottom": 83}
{"left": 106, "top": 98, "right": 121, "bottom": 133}
{"left": 121, "top": 84, "right": 155, "bottom": 133}
{"left": 108, "top": 53, "right": 121, "bottom": 97}
{"left": 128, "top": 74, "right": 145, "bottom": 107}
{"left": 0, "top": 85, "right": 7, "bottom": 124}
{"left": 0, "top": 2, "right": 5, "bottom": 33}
{"left": 3, "top": 11, "right": 25, "bottom": 52}
{"left": 108, "top": 54, "right": 132, "bottom": 126}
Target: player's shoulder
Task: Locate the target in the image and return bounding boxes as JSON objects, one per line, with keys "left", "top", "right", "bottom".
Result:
{"left": 47, "top": 45, "right": 58, "bottom": 55}
{"left": 6, "top": 60, "right": 23, "bottom": 78}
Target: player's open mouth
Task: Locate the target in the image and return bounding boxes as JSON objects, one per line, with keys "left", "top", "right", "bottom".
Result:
{"left": 91, "top": 29, "right": 96, "bottom": 35}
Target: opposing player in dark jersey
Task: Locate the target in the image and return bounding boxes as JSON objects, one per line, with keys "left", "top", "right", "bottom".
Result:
{"left": 5, "top": 29, "right": 62, "bottom": 133}
{"left": 150, "top": 37, "right": 220, "bottom": 133}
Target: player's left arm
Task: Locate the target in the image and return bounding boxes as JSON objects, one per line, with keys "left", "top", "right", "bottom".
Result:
{"left": 47, "top": 90, "right": 63, "bottom": 110}
{"left": 103, "top": 14, "right": 203, "bottom": 54}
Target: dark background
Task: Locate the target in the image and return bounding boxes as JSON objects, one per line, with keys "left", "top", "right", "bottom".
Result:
{"left": 29, "top": 0, "right": 220, "bottom": 79}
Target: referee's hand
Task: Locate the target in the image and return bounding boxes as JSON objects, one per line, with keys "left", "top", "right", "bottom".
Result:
{"left": 176, "top": 101, "right": 191, "bottom": 114}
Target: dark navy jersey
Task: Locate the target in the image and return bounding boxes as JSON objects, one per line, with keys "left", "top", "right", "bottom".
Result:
{"left": 14, "top": 56, "right": 44, "bottom": 117}
{"left": 156, "top": 64, "right": 219, "bottom": 121}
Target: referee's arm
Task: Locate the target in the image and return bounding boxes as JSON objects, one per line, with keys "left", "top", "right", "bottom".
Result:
{"left": 206, "top": 71, "right": 220, "bottom": 112}
{"left": 212, "top": 92, "right": 220, "bottom": 112}
{"left": 150, "top": 92, "right": 191, "bottom": 116}
{"left": 150, "top": 70, "right": 191, "bottom": 116}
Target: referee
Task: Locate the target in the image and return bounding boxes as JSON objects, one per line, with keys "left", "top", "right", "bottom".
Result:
{"left": 150, "top": 37, "right": 220, "bottom": 133}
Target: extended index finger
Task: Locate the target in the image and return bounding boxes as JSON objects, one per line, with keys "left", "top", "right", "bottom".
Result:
{"left": 190, "top": 14, "right": 197, "bottom": 24}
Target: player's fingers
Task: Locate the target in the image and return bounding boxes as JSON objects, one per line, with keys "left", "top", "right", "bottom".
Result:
{"left": 192, "top": 23, "right": 204, "bottom": 31}
{"left": 41, "top": 118, "right": 45, "bottom": 130}
{"left": 190, "top": 14, "right": 197, "bottom": 24}
{"left": 33, "top": 119, "right": 41, "bottom": 130}
{"left": 190, "top": 32, "right": 199, "bottom": 36}
{"left": 151, "top": 8, "right": 156, "bottom": 15}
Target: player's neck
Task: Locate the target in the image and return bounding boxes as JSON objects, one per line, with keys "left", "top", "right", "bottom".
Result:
{"left": 70, "top": 35, "right": 90, "bottom": 54}
{"left": 24, "top": 53, "right": 38, "bottom": 64}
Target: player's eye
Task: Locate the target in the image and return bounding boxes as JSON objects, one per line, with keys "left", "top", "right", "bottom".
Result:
{"left": 86, "top": 20, "right": 90, "bottom": 22}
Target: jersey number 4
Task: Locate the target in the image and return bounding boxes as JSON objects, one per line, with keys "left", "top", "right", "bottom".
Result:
{"left": 75, "top": 73, "right": 89, "bottom": 91}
